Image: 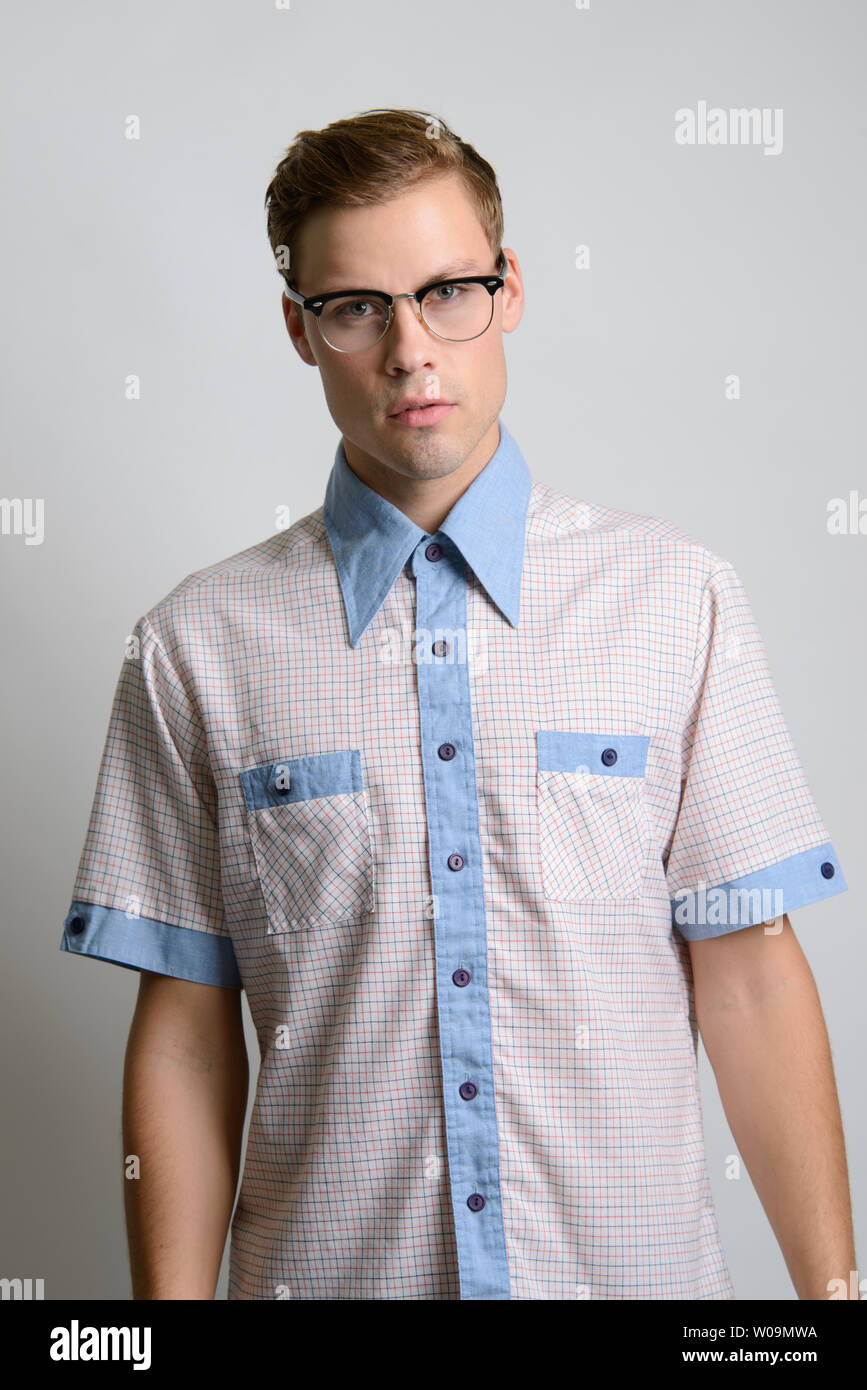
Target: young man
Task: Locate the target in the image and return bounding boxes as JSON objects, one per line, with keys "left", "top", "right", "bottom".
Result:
{"left": 61, "top": 108, "right": 856, "bottom": 1301}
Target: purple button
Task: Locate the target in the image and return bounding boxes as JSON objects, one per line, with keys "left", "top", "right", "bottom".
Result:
{"left": 459, "top": 1081, "right": 477, "bottom": 1101}
{"left": 467, "top": 1193, "right": 486, "bottom": 1212}
{"left": 438, "top": 742, "right": 456, "bottom": 760}
{"left": 425, "top": 542, "right": 443, "bottom": 562}
{"left": 452, "top": 968, "right": 471, "bottom": 987}
{"left": 447, "top": 853, "right": 464, "bottom": 871}
{"left": 432, "top": 639, "right": 449, "bottom": 657}
{"left": 820, "top": 861, "right": 835, "bottom": 879}
{"left": 601, "top": 747, "right": 617, "bottom": 767}
{"left": 68, "top": 917, "right": 85, "bottom": 935}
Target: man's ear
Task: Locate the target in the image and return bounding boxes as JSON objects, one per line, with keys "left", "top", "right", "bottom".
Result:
{"left": 282, "top": 294, "right": 318, "bottom": 367}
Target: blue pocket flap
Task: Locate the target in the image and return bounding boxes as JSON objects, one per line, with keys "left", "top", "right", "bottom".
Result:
{"left": 241, "top": 749, "right": 363, "bottom": 811}
{"left": 536, "top": 731, "right": 649, "bottom": 778}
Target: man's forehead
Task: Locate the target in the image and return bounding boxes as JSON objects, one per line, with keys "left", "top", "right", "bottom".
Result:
{"left": 313, "top": 255, "right": 491, "bottom": 294}
{"left": 293, "top": 177, "right": 492, "bottom": 290}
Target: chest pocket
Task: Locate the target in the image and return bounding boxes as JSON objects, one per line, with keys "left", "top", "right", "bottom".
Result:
{"left": 240, "top": 750, "right": 374, "bottom": 934}
{"left": 536, "top": 731, "right": 651, "bottom": 901}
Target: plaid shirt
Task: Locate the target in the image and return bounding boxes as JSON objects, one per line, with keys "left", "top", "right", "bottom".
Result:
{"left": 61, "top": 419, "right": 847, "bottom": 1299}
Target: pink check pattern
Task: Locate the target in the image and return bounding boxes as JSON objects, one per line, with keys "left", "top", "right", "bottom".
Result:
{"left": 61, "top": 420, "right": 847, "bottom": 1299}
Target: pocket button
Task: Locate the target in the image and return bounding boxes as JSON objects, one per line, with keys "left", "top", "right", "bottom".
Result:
{"left": 274, "top": 765, "right": 291, "bottom": 794}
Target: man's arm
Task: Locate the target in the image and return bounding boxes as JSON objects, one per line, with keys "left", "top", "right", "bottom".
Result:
{"left": 122, "top": 971, "right": 249, "bottom": 1300}
{"left": 689, "top": 913, "right": 857, "bottom": 1300}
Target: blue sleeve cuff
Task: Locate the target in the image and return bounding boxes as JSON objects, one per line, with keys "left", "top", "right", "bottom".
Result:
{"left": 670, "top": 841, "right": 847, "bottom": 940}
{"left": 60, "top": 900, "right": 243, "bottom": 989}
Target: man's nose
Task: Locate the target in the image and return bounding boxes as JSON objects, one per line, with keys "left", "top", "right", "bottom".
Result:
{"left": 389, "top": 295, "right": 426, "bottom": 333}
{"left": 384, "top": 296, "right": 436, "bottom": 362}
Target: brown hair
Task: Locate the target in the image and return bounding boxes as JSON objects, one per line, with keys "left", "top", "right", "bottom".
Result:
{"left": 264, "top": 107, "right": 504, "bottom": 292}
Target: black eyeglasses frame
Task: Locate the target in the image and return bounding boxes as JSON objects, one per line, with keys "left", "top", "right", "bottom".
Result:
{"left": 281, "top": 250, "right": 508, "bottom": 350}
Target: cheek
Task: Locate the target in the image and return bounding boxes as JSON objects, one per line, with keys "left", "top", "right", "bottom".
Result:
{"left": 320, "top": 362, "right": 367, "bottom": 403}
{"left": 464, "top": 339, "right": 505, "bottom": 389}
{"left": 318, "top": 363, "right": 380, "bottom": 427}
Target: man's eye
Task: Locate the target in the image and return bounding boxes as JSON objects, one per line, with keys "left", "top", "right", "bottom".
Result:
{"left": 430, "top": 283, "right": 466, "bottom": 301}
{"left": 338, "top": 299, "right": 374, "bottom": 318}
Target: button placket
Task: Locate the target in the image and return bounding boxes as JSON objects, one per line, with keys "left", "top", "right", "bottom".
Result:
{"left": 411, "top": 532, "right": 510, "bottom": 1298}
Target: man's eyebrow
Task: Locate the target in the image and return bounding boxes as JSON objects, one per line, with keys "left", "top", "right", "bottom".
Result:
{"left": 421, "top": 258, "right": 487, "bottom": 282}
{"left": 316, "top": 258, "right": 489, "bottom": 294}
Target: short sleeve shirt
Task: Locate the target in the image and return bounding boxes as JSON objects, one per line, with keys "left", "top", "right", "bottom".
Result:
{"left": 61, "top": 418, "right": 847, "bottom": 1299}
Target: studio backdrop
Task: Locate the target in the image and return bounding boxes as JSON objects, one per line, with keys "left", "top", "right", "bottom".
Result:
{"left": 1, "top": 0, "right": 863, "bottom": 1301}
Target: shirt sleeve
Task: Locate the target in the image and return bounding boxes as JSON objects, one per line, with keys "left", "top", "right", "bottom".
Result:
{"left": 664, "top": 559, "right": 847, "bottom": 940}
{"left": 60, "top": 613, "right": 242, "bottom": 988}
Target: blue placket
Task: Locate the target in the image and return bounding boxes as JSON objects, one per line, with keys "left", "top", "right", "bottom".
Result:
{"left": 410, "top": 531, "right": 511, "bottom": 1300}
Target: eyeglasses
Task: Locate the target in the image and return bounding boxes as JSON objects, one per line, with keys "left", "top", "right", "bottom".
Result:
{"left": 282, "top": 251, "right": 507, "bottom": 353}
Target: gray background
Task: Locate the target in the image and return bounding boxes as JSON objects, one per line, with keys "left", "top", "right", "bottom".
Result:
{"left": 1, "top": 0, "right": 863, "bottom": 1300}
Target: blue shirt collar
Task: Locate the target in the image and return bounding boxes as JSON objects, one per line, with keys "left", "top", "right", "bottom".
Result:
{"left": 323, "top": 417, "right": 533, "bottom": 647}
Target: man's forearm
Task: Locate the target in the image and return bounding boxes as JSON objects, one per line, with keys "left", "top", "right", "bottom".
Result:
{"left": 122, "top": 999, "right": 249, "bottom": 1299}
{"left": 697, "top": 947, "right": 857, "bottom": 1300}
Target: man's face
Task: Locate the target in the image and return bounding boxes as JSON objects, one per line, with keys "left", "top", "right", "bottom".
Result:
{"left": 281, "top": 172, "right": 523, "bottom": 487}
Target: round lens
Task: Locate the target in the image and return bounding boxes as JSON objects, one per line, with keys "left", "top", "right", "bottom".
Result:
{"left": 420, "top": 282, "right": 494, "bottom": 341}
{"left": 319, "top": 295, "right": 388, "bottom": 351}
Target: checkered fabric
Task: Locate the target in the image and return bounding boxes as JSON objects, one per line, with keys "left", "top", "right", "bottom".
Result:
{"left": 61, "top": 419, "right": 847, "bottom": 1299}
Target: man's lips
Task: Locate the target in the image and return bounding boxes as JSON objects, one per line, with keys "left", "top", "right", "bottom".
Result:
{"left": 388, "top": 398, "right": 454, "bottom": 416}
{"left": 386, "top": 403, "right": 452, "bottom": 422}
{"left": 387, "top": 400, "right": 456, "bottom": 427}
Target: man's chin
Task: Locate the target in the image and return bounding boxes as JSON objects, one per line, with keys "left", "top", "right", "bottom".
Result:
{"left": 377, "top": 430, "right": 466, "bottom": 478}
